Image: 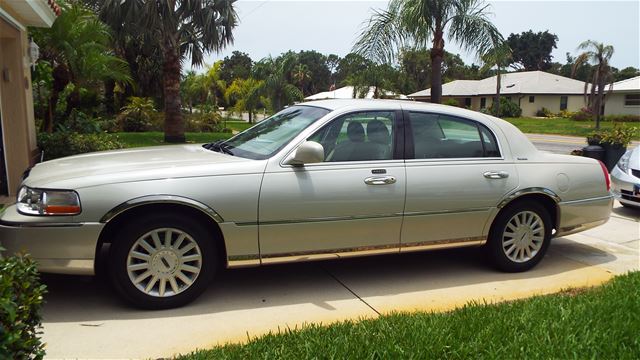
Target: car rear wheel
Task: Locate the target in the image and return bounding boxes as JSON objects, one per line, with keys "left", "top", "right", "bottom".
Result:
{"left": 487, "top": 201, "right": 552, "bottom": 272}
{"left": 109, "top": 214, "right": 216, "bottom": 309}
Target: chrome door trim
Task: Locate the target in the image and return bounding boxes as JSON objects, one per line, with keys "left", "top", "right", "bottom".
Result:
{"left": 236, "top": 213, "right": 402, "bottom": 227}
{"left": 497, "top": 187, "right": 561, "bottom": 209}
{"left": 401, "top": 236, "right": 486, "bottom": 252}
{"left": 558, "top": 195, "right": 613, "bottom": 205}
{"left": 402, "top": 207, "right": 491, "bottom": 217}
{"left": 100, "top": 195, "right": 224, "bottom": 223}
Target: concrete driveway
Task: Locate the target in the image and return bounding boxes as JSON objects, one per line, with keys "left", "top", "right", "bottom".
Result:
{"left": 39, "top": 202, "right": 639, "bottom": 359}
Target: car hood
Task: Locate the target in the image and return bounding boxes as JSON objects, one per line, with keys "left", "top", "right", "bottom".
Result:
{"left": 23, "top": 144, "right": 261, "bottom": 189}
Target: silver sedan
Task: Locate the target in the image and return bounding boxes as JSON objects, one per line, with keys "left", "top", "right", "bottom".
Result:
{"left": 611, "top": 146, "right": 640, "bottom": 208}
{"left": 1, "top": 100, "right": 613, "bottom": 309}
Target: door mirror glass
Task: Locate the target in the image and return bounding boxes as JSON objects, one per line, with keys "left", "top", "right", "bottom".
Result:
{"left": 285, "top": 141, "right": 325, "bottom": 165}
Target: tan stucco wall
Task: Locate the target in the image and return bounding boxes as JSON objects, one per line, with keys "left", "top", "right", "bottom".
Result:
{"left": 0, "top": 15, "right": 38, "bottom": 196}
{"left": 604, "top": 93, "right": 640, "bottom": 116}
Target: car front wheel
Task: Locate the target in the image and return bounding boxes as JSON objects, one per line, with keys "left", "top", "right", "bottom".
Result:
{"left": 109, "top": 214, "right": 216, "bottom": 309}
{"left": 487, "top": 201, "right": 552, "bottom": 272}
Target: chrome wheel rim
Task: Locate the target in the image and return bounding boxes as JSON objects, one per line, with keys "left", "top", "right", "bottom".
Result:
{"left": 126, "top": 228, "right": 202, "bottom": 297}
{"left": 501, "top": 211, "right": 545, "bottom": 263}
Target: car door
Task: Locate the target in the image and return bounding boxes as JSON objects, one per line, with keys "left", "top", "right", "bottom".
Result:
{"left": 258, "top": 110, "right": 406, "bottom": 263}
{"left": 401, "top": 111, "right": 519, "bottom": 250}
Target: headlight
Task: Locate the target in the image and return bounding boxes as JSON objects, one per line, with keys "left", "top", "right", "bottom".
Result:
{"left": 616, "top": 150, "right": 632, "bottom": 173}
{"left": 17, "top": 187, "right": 81, "bottom": 216}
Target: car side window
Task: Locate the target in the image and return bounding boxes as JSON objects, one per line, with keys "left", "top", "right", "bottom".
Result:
{"left": 308, "top": 111, "right": 395, "bottom": 162}
{"left": 410, "top": 112, "right": 501, "bottom": 159}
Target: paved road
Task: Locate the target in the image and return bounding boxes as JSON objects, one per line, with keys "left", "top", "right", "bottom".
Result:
{"left": 526, "top": 133, "right": 640, "bottom": 154}
{"left": 40, "top": 203, "right": 639, "bottom": 359}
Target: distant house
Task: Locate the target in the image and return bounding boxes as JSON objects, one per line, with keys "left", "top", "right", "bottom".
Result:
{"left": 604, "top": 76, "right": 640, "bottom": 116}
{"left": 305, "top": 86, "right": 407, "bottom": 101}
{"left": 408, "top": 71, "right": 589, "bottom": 117}
{"left": 1, "top": 1, "right": 59, "bottom": 198}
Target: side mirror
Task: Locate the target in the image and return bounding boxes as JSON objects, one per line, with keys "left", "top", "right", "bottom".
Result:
{"left": 285, "top": 141, "right": 325, "bottom": 165}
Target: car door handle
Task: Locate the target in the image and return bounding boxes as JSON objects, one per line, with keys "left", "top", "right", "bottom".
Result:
{"left": 484, "top": 171, "right": 509, "bottom": 179}
{"left": 364, "top": 176, "right": 397, "bottom": 185}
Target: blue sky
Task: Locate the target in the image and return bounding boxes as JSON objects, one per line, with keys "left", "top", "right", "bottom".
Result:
{"left": 197, "top": 0, "right": 640, "bottom": 70}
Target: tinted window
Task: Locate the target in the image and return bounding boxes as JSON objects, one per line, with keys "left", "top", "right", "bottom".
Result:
{"left": 309, "top": 111, "right": 395, "bottom": 162}
{"left": 410, "top": 112, "right": 501, "bottom": 159}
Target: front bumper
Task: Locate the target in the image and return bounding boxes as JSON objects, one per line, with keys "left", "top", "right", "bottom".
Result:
{"left": 611, "top": 165, "right": 640, "bottom": 208}
{"left": 0, "top": 204, "right": 103, "bottom": 275}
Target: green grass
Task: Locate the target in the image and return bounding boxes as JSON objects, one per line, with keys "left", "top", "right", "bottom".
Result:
{"left": 116, "top": 122, "right": 252, "bottom": 148}
{"left": 505, "top": 117, "right": 640, "bottom": 139}
{"left": 178, "top": 272, "right": 640, "bottom": 359}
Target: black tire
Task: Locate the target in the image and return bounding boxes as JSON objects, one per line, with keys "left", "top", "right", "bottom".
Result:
{"left": 108, "top": 214, "right": 217, "bottom": 309}
{"left": 486, "top": 200, "right": 552, "bottom": 272}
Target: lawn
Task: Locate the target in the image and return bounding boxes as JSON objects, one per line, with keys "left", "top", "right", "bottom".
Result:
{"left": 179, "top": 272, "right": 639, "bottom": 359}
{"left": 117, "top": 121, "right": 251, "bottom": 148}
{"left": 505, "top": 117, "right": 640, "bottom": 139}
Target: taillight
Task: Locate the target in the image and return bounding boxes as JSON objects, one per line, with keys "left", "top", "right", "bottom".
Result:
{"left": 598, "top": 160, "right": 610, "bottom": 192}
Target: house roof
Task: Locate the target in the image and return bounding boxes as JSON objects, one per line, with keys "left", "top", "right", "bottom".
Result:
{"left": 2, "top": 0, "right": 60, "bottom": 28}
{"left": 409, "top": 71, "right": 590, "bottom": 98}
{"left": 611, "top": 76, "right": 640, "bottom": 92}
{"left": 305, "top": 86, "right": 407, "bottom": 101}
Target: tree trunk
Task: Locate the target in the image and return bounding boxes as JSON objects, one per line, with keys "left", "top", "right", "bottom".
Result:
{"left": 104, "top": 79, "right": 116, "bottom": 115}
{"left": 430, "top": 47, "right": 444, "bottom": 104}
{"left": 494, "top": 66, "right": 502, "bottom": 116}
{"left": 595, "top": 80, "right": 605, "bottom": 130}
{"left": 162, "top": 37, "right": 185, "bottom": 143}
{"left": 42, "top": 64, "right": 70, "bottom": 133}
{"left": 249, "top": 111, "right": 253, "bottom": 124}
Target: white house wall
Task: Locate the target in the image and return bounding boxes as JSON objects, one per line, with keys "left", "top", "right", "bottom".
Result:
{"left": 604, "top": 93, "right": 640, "bottom": 116}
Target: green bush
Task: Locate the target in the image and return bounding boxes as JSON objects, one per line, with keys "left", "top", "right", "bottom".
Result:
{"left": 118, "top": 97, "right": 158, "bottom": 132}
{"left": 571, "top": 108, "right": 593, "bottom": 121}
{"left": 604, "top": 114, "right": 640, "bottom": 122}
{"left": 536, "top": 107, "right": 552, "bottom": 117}
{"left": 443, "top": 98, "right": 460, "bottom": 107}
{"left": 38, "top": 131, "right": 125, "bottom": 161}
{"left": 492, "top": 97, "right": 522, "bottom": 117}
{"left": 0, "top": 252, "right": 47, "bottom": 359}
{"left": 57, "top": 109, "right": 103, "bottom": 134}
{"left": 184, "top": 111, "right": 222, "bottom": 132}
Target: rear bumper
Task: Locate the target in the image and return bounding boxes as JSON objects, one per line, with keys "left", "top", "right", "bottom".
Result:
{"left": 0, "top": 205, "right": 102, "bottom": 275}
{"left": 556, "top": 195, "right": 613, "bottom": 237}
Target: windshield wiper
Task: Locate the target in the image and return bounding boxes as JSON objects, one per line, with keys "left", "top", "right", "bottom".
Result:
{"left": 203, "top": 140, "right": 234, "bottom": 155}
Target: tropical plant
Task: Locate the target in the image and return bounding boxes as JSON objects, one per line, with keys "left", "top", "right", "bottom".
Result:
{"left": 353, "top": 0, "right": 502, "bottom": 104}
{"left": 347, "top": 64, "right": 397, "bottom": 99}
{"left": 572, "top": 40, "right": 615, "bottom": 129}
{"left": 292, "top": 64, "right": 312, "bottom": 95}
{"left": 96, "top": 0, "right": 238, "bottom": 143}
{"left": 119, "top": 97, "right": 157, "bottom": 132}
{"left": 225, "top": 78, "right": 264, "bottom": 123}
{"left": 506, "top": 30, "right": 558, "bottom": 71}
{"left": 480, "top": 41, "right": 512, "bottom": 116}
{"left": 31, "top": 2, "right": 131, "bottom": 132}
{"left": 251, "top": 55, "right": 303, "bottom": 112}
{"left": 204, "top": 62, "right": 228, "bottom": 108}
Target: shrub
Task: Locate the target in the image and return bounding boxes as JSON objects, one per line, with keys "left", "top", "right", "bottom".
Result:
{"left": 604, "top": 114, "right": 640, "bottom": 122}
{"left": 57, "top": 109, "right": 103, "bottom": 134}
{"left": 600, "top": 123, "right": 638, "bottom": 147}
{"left": 0, "top": 251, "right": 47, "bottom": 359}
{"left": 118, "top": 97, "right": 158, "bottom": 132}
{"left": 443, "top": 98, "right": 460, "bottom": 107}
{"left": 184, "top": 110, "right": 222, "bottom": 133}
{"left": 536, "top": 107, "right": 552, "bottom": 117}
{"left": 571, "top": 108, "right": 593, "bottom": 121}
{"left": 491, "top": 97, "right": 522, "bottom": 117}
{"left": 557, "top": 110, "right": 576, "bottom": 119}
{"left": 38, "top": 131, "right": 125, "bottom": 161}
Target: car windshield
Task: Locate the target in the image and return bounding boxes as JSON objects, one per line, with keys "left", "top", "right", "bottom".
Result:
{"left": 216, "top": 105, "right": 330, "bottom": 160}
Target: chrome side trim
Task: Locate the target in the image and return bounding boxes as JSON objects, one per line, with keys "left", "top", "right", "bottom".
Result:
{"left": 237, "top": 213, "right": 401, "bottom": 227}
{"left": 401, "top": 236, "right": 486, "bottom": 252}
{"left": 403, "top": 208, "right": 491, "bottom": 217}
{"left": 260, "top": 244, "right": 399, "bottom": 265}
{"left": 227, "top": 254, "right": 261, "bottom": 268}
{"left": 498, "top": 187, "right": 561, "bottom": 208}
{"left": 558, "top": 195, "right": 613, "bottom": 206}
{"left": 100, "top": 195, "right": 224, "bottom": 223}
{"left": 0, "top": 220, "right": 87, "bottom": 228}
{"left": 556, "top": 219, "right": 609, "bottom": 237}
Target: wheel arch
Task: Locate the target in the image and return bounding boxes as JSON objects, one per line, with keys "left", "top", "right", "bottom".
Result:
{"left": 95, "top": 196, "right": 227, "bottom": 273}
{"left": 494, "top": 188, "right": 561, "bottom": 234}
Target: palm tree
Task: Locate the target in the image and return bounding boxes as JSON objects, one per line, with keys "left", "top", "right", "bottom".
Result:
{"left": 31, "top": 2, "right": 131, "bottom": 132}
{"left": 204, "top": 62, "right": 227, "bottom": 108}
{"left": 292, "top": 64, "right": 312, "bottom": 95}
{"left": 252, "top": 56, "right": 303, "bottom": 112}
{"left": 353, "top": 0, "right": 502, "bottom": 104}
{"left": 480, "top": 41, "right": 512, "bottom": 115}
{"left": 347, "top": 64, "right": 396, "bottom": 99}
{"left": 96, "top": 0, "right": 238, "bottom": 143}
{"left": 572, "top": 40, "right": 615, "bottom": 129}
{"left": 225, "top": 78, "right": 264, "bottom": 123}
